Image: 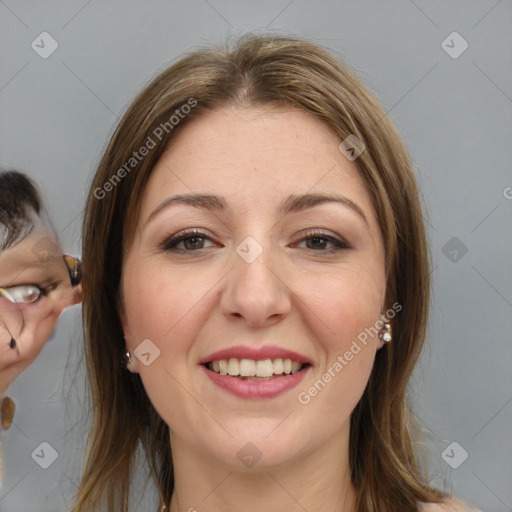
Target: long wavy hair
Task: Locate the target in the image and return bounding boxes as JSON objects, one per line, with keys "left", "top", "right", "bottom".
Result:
{"left": 73, "top": 33, "right": 445, "bottom": 511}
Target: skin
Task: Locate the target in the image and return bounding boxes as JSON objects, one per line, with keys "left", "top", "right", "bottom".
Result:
{"left": 120, "top": 105, "right": 388, "bottom": 512}
{"left": 0, "top": 220, "right": 82, "bottom": 396}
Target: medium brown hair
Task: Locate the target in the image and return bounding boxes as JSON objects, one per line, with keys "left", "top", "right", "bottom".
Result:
{"left": 74, "top": 33, "right": 445, "bottom": 511}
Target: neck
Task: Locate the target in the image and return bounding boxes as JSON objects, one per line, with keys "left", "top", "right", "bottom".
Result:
{"left": 167, "top": 425, "right": 357, "bottom": 512}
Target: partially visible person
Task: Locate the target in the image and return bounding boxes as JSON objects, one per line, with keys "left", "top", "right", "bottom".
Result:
{"left": 0, "top": 170, "right": 82, "bottom": 477}
{"left": 73, "top": 34, "right": 481, "bottom": 512}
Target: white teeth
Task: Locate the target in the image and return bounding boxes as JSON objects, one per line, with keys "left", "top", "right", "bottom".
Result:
{"left": 273, "top": 358, "right": 284, "bottom": 374}
{"left": 218, "top": 360, "right": 228, "bottom": 375}
{"left": 227, "top": 358, "right": 240, "bottom": 376}
{"left": 239, "top": 358, "right": 256, "bottom": 377}
{"left": 256, "top": 359, "right": 274, "bottom": 377}
{"left": 207, "top": 357, "right": 305, "bottom": 378}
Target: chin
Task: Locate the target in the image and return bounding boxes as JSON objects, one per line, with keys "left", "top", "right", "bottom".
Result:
{"left": 196, "top": 419, "right": 310, "bottom": 470}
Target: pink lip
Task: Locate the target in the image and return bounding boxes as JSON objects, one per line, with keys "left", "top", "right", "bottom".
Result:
{"left": 201, "top": 364, "right": 311, "bottom": 399}
{"left": 198, "top": 345, "right": 312, "bottom": 365}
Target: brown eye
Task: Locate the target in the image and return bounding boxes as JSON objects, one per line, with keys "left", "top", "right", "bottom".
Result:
{"left": 294, "top": 230, "right": 350, "bottom": 253}
{"left": 161, "top": 229, "right": 216, "bottom": 252}
{"left": 0, "top": 285, "right": 43, "bottom": 304}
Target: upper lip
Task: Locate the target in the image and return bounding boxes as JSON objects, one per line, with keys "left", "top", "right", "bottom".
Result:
{"left": 199, "top": 345, "right": 312, "bottom": 365}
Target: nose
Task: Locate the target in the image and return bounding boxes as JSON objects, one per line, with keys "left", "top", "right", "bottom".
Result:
{"left": 221, "top": 240, "right": 292, "bottom": 327}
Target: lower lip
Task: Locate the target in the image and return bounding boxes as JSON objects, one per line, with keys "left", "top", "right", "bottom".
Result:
{"left": 201, "top": 365, "right": 310, "bottom": 399}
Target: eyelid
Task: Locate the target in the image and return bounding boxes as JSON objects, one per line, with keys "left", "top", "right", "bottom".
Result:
{"left": 293, "top": 229, "right": 351, "bottom": 251}
{"left": 160, "top": 228, "right": 218, "bottom": 251}
{"left": 298, "top": 228, "right": 349, "bottom": 244}
{"left": 160, "top": 227, "right": 350, "bottom": 253}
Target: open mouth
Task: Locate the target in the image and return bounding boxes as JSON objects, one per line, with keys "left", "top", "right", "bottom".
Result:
{"left": 203, "top": 358, "right": 311, "bottom": 381}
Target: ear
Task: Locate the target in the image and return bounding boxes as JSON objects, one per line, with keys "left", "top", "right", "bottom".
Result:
{"left": 70, "top": 283, "right": 83, "bottom": 305}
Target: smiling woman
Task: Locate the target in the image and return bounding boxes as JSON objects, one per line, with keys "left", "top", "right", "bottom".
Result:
{"left": 75, "top": 34, "right": 478, "bottom": 512}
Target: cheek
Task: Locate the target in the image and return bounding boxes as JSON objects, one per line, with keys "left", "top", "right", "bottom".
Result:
{"left": 124, "top": 262, "right": 213, "bottom": 340}
{"left": 301, "top": 260, "right": 385, "bottom": 348}
{"left": 122, "top": 261, "right": 242, "bottom": 438}
{"left": 122, "top": 261, "right": 217, "bottom": 389}
{"left": 293, "top": 263, "right": 384, "bottom": 418}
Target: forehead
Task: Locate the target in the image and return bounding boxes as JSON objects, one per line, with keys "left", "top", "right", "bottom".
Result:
{"left": 140, "top": 106, "right": 378, "bottom": 229}
{"left": 0, "top": 221, "right": 64, "bottom": 284}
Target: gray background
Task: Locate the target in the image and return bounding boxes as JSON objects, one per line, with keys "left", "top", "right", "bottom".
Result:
{"left": 1, "top": 1, "right": 511, "bottom": 511}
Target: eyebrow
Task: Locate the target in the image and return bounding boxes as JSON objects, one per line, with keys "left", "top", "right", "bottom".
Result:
{"left": 146, "top": 192, "right": 368, "bottom": 226}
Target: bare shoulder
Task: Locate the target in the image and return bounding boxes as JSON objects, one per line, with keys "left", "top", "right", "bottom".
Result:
{"left": 418, "top": 497, "right": 483, "bottom": 512}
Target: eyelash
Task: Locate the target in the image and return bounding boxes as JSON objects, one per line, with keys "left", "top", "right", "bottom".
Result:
{"left": 160, "top": 228, "right": 350, "bottom": 254}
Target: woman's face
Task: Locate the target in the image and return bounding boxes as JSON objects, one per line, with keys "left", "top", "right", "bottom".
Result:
{"left": 121, "top": 106, "right": 387, "bottom": 469}
{"left": 0, "top": 215, "right": 81, "bottom": 394}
